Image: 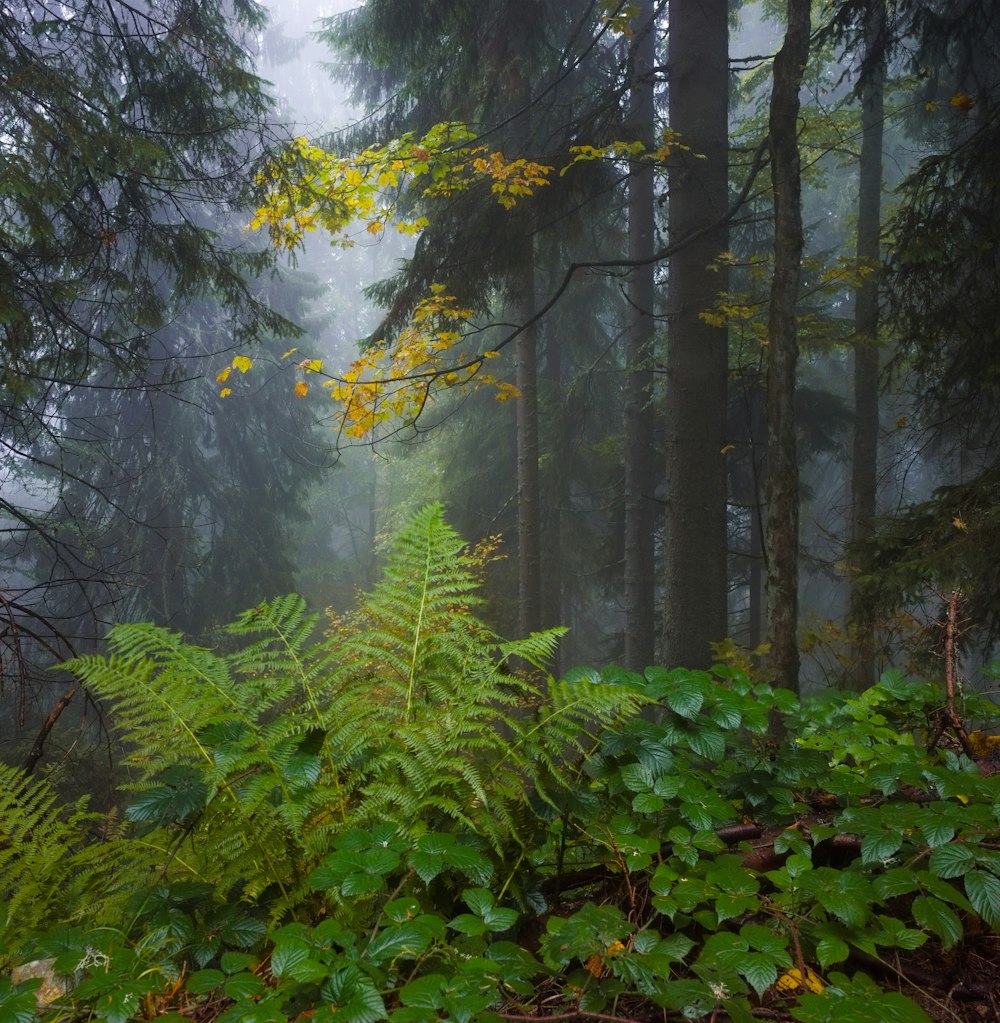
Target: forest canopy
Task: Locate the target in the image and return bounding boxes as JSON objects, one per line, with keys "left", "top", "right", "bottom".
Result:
{"left": 1, "top": 0, "right": 1000, "bottom": 1021}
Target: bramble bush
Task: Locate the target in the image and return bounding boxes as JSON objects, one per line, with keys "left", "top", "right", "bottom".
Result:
{"left": 2, "top": 508, "right": 998, "bottom": 1023}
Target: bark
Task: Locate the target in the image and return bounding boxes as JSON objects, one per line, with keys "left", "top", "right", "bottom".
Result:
{"left": 541, "top": 329, "right": 564, "bottom": 673}
{"left": 623, "top": 0, "right": 658, "bottom": 670}
{"left": 849, "top": 0, "right": 886, "bottom": 688}
{"left": 664, "top": 0, "right": 730, "bottom": 669}
{"left": 515, "top": 258, "right": 542, "bottom": 638}
{"left": 23, "top": 686, "right": 77, "bottom": 776}
{"left": 764, "top": 0, "right": 811, "bottom": 693}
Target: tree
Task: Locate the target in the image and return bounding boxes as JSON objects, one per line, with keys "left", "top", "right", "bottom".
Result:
{"left": 848, "top": 0, "right": 887, "bottom": 687}
{"left": 0, "top": 0, "right": 290, "bottom": 677}
{"left": 764, "top": 0, "right": 811, "bottom": 693}
{"left": 622, "top": 0, "right": 660, "bottom": 670}
{"left": 663, "top": 0, "right": 730, "bottom": 669}
{"left": 851, "top": 0, "right": 1000, "bottom": 650}
{"left": 317, "top": 1, "right": 628, "bottom": 640}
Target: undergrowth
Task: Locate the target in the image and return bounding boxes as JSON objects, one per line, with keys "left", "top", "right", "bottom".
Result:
{"left": 2, "top": 505, "right": 999, "bottom": 1023}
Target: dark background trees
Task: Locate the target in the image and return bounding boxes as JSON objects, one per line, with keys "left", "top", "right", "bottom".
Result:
{"left": 5, "top": 0, "right": 1000, "bottom": 782}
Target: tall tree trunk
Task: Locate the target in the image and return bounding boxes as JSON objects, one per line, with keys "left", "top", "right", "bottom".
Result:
{"left": 764, "top": 0, "right": 811, "bottom": 693}
{"left": 515, "top": 257, "right": 542, "bottom": 638}
{"left": 541, "top": 328, "right": 564, "bottom": 673}
{"left": 849, "top": 0, "right": 886, "bottom": 689}
{"left": 664, "top": 0, "right": 730, "bottom": 669}
{"left": 623, "top": 0, "right": 658, "bottom": 670}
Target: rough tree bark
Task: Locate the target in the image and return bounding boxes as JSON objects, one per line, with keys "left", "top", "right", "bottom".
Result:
{"left": 623, "top": 0, "right": 658, "bottom": 670}
{"left": 849, "top": 0, "right": 886, "bottom": 688}
{"left": 664, "top": 0, "right": 730, "bottom": 669}
{"left": 765, "top": 0, "right": 811, "bottom": 693}
{"left": 515, "top": 260, "right": 542, "bottom": 638}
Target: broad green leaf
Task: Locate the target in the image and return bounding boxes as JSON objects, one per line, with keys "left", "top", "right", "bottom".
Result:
{"left": 965, "top": 869, "right": 1000, "bottom": 928}
{"left": 686, "top": 726, "right": 726, "bottom": 761}
{"left": 187, "top": 969, "right": 225, "bottom": 994}
{"left": 667, "top": 683, "right": 704, "bottom": 719}
{"left": 224, "top": 972, "right": 265, "bottom": 999}
{"left": 874, "top": 868, "right": 920, "bottom": 900}
{"left": 365, "top": 922, "right": 435, "bottom": 964}
{"left": 632, "top": 792, "right": 665, "bottom": 813}
{"left": 860, "top": 831, "right": 903, "bottom": 865}
{"left": 398, "top": 974, "right": 447, "bottom": 1009}
{"left": 270, "top": 938, "right": 309, "bottom": 978}
{"left": 449, "top": 914, "right": 487, "bottom": 937}
{"left": 911, "top": 895, "right": 963, "bottom": 947}
{"left": 928, "top": 842, "right": 975, "bottom": 879}
{"left": 919, "top": 818, "right": 956, "bottom": 848}
{"left": 740, "top": 957, "right": 778, "bottom": 998}
{"left": 815, "top": 936, "right": 849, "bottom": 969}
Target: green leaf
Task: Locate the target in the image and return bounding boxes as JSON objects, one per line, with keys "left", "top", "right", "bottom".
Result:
{"left": 911, "top": 895, "right": 964, "bottom": 947}
{"left": 449, "top": 914, "right": 488, "bottom": 936}
{"left": 125, "top": 765, "right": 208, "bottom": 824}
{"left": 667, "top": 682, "right": 704, "bottom": 719}
{"left": 686, "top": 726, "right": 726, "bottom": 761}
{"left": 322, "top": 967, "right": 387, "bottom": 1023}
{"left": 220, "top": 952, "right": 258, "bottom": 974}
{"left": 929, "top": 842, "right": 976, "bottom": 879}
{"left": 187, "top": 969, "right": 225, "bottom": 994}
{"left": 919, "top": 818, "right": 956, "bottom": 848}
{"left": 94, "top": 990, "right": 140, "bottom": 1023}
{"left": 224, "top": 972, "right": 266, "bottom": 999}
{"left": 816, "top": 936, "right": 849, "bottom": 969}
{"left": 965, "top": 869, "right": 1000, "bottom": 928}
{"left": 632, "top": 792, "right": 665, "bottom": 813}
{"left": 860, "top": 831, "right": 903, "bottom": 865}
{"left": 384, "top": 897, "right": 422, "bottom": 923}
{"left": 873, "top": 868, "right": 920, "bottom": 900}
{"left": 409, "top": 834, "right": 492, "bottom": 885}
{"left": 740, "top": 957, "right": 778, "bottom": 998}
{"left": 366, "top": 922, "right": 435, "bottom": 963}
{"left": 0, "top": 979, "right": 45, "bottom": 1023}
{"left": 398, "top": 974, "right": 446, "bottom": 1009}
{"left": 271, "top": 938, "right": 310, "bottom": 978}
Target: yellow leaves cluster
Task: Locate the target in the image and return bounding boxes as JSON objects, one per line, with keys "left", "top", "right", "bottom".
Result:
{"left": 924, "top": 91, "right": 976, "bottom": 114}
{"left": 470, "top": 151, "right": 554, "bottom": 209}
{"left": 215, "top": 287, "right": 519, "bottom": 434}
{"left": 560, "top": 131, "right": 686, "bottom": 176}
{"left": 327, "top": 288, "right": 520, "bottom": 438}
{"left": 775, "top": 966, "right": 825, "bottom": 994}
{"left": 250, "top": 123, "right": 554, "bottom": 252}
{"left": 598, "top": 0, "right": 640, "bottom": 37}
{"left": 216, "top": 355, "right": 253, "bottom": 398}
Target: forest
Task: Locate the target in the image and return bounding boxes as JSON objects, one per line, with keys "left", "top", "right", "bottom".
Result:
{"left": 1, "top": 0, "right": 999, "bottom": 1021}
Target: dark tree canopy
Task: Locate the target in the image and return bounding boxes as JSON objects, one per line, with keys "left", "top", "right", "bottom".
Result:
{"left": 0, "top": 0, "right": 301, "bottom": 672}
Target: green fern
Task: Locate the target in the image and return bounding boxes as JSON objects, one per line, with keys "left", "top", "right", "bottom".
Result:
{"left": 0, "top": 765, "right": 148, "bottom": 962}
{"left": 58, "top": 504, "right": 649, "bottom": 919}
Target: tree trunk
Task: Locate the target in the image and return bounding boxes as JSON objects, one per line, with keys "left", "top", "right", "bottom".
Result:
{"left": 764, "top": 0, "right": 811, "bottom": 694}
{"left": 664, "top": 0, "right": 730, "bottom": 669}
{"left": 541, "top": 328, "right": 564, "bottom": 674}
{"left": 623, "top": 0, "right": 658, "bottom": 670}
{"left": 849, "top": 0, "right": 886, "bottom": 689}
{"left": 515, "top": 257, "right": 542, "bottom": 638}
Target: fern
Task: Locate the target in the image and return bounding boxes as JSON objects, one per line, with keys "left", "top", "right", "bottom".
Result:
{"left": 58, "top": 504, "right": 649, "bottom": 920}
{"left": 0, "top": 765, "right": 149, "bottom": 962}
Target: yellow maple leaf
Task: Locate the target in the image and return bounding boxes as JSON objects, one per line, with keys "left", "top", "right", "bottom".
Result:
{"left": 216, "top": 366, "right": 232, "bottom": 384}
{"left": 231, "top": 355, "right": 253, "bottom": 374}
{"left": 950, "top": 91, "right": 975, "bottom": 112}
{"left": 953, "top": 516, "right": 967, "bottom": 530}
{"left": 219, "top": 387, "right": 232, "bottom": 398}
{"left": 294, "top": 381, "right": 309, "bottom": 398}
